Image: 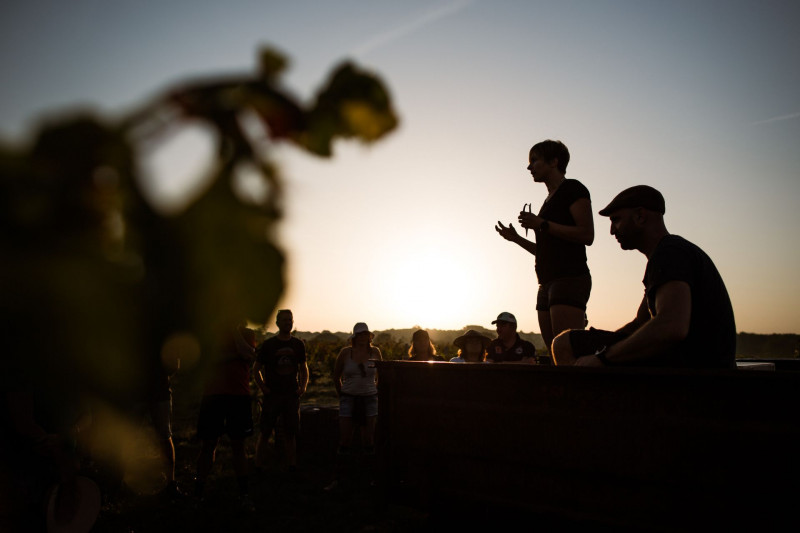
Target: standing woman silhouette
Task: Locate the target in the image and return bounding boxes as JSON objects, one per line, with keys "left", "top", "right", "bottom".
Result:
{"left": 495, "top": 140, "right": 594, "bottom": 357}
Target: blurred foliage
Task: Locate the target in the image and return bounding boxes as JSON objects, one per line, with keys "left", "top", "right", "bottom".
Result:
{"left": 0, "top": 47, "right": 398, "bottom": 410}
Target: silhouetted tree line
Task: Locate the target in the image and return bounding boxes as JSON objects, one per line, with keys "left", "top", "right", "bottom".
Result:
{"left": 736, "top": 333, "right": 800, "bottom": 358}
{"left": 248, "top": 326, "right": 550, "bottom": 387}
{"left": 251, "top": 328, "right": 799, "bottom": 388}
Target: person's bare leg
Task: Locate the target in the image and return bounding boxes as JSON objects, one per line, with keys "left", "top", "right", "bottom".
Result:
{"left": 195, "top": 438, "right": 218, "bottom": 497}
{"left": 550, "top": 304, "right": 587, "bottom": 338}
{"left": 255, "top": 431, "right": 271, "bottom": 469}
{"left": 160, "top": 437, "right": 176, "bottom": 484}
{"left": 362, "top": 416, "right": 377, "bottom": 448}
{"left": 338, "top": 417, "right": 354, "bottom": 449}
{"left": 326, "top": 417, "right": 355, "bottom": 490}
{"left": 231, "top": 439, "right": 248, "bottom": 478}
{"left": 284, "top": 434, "right": 297, "bottom": 467}
{"left": 551, "top": 330, "right": 578, "bottom": 366}
{"left": 538, "top": 310, "right": 554, "bottom": 357}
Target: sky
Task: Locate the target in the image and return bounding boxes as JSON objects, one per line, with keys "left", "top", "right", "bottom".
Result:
{"left": 2, "top": 0, "right": 799, "bottom": 336}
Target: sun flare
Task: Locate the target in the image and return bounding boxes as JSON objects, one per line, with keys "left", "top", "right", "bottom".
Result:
{"left": 380, "top": 247, "right": 474, "bottom": 330}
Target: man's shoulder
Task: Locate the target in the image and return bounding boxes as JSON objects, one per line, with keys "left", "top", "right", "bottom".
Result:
{"left": 651, "top": 235, "right": 711, "bottom": 266}
{"left": 256, "top": 334, "right": 284, "bottom": 353}
{"left": 657, "top": 234, "right": 700, "bottom": 252}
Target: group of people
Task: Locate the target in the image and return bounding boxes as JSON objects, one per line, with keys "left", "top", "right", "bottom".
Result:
{"left": 407, "top": 313, "right": 537, "bottom": 364}
{"left": 495, "top": 139, "right": 736, "bottom": 369}
{"left": 2, "top": 137, "right": 739, "bottom": 526}
{"left": 191, "top": 310, "right": 309, "bottom": 510}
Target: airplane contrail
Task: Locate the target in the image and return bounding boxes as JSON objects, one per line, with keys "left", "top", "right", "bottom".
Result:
{"left": 351, "top": 0, "right": 476, "bottom": 58}
{"left": 752, "top": 111, "right": 800, "bottom": 126}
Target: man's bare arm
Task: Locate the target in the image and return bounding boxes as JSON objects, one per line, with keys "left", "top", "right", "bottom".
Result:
{"left": 298, "top": 362, "right": 309, "bottom": 396}
{"left": 600, "top": 281, "right": 691, "bottom": 365}
{"left": 253, "top": 361, "right": 269, "bottom": 395}
{"left": 614, "top": 297, "right": 652, "bottom": 337}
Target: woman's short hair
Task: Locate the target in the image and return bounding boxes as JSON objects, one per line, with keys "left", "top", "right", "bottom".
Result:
{"left": 530, "top": 139, "right": 570, "bottom": 174}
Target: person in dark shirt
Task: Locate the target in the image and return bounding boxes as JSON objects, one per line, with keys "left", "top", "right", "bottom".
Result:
{"left": 253, "top": 309, "right": 309, "bottom": 473}
{"left": 551, "top": 185, "right": 736, "bottom": 368}
{"left": 495, "top": 140, "right": 594, "bottom": 358}
{"left": 194, "top": 324, "right": 257, "bottom": 510}
{"left": 486, "top": 312, "right": 537, "bottom": 363}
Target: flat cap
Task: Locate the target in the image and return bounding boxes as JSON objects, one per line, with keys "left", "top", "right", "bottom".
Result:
{"left": 599, "top": 185, "right": 665, "bottom": 216}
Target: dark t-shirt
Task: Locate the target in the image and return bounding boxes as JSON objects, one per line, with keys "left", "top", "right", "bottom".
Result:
{"left": 256, "top": 336, "right": 307, "bottom": 395}
{"left": 643, "top": 235, "right": 736, "bottom": 368}
{"left": 203, "top": 332, "right": 253, "bottom": 396}
{"left": 487, "top": 334, "right": 537, "bottom": 362}
{"left": 534, "top": 179, "right": 591, "bottom": 284}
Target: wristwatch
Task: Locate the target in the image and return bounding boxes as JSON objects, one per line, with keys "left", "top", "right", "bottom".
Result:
{"left": 594, "top": 345, "right": 612, "bottom": 365}
{"left": 539, "top": 219, "right": 550, "bottom": 232}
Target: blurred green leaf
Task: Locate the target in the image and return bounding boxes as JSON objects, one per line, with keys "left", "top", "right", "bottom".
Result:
{"left": 1, "top": 47, "right": 398, "bottom": 411}
{"left": 258, "top": 47, "right": 289, "bottom": 81}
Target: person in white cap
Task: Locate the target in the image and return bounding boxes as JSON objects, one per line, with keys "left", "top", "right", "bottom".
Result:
{"left": 486, "top": 312, "right": 537, "bottom": 363}
{"left": 495, "top": 140, "right": 595, "bottom": 358}
{"left": 326, "top": 322, "right": 383, "bottom": 490}
{"left": 551, "top": 185, "right": 736, "bottom": 368}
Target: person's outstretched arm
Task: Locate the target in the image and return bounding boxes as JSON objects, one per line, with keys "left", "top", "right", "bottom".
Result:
{"left": 495, "top": 221, "right": 537, "bottom": 255}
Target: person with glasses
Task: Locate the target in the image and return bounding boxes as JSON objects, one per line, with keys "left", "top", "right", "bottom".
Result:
{"left": 495, "top": 139, "right": 594, "bottom": 359}
{"left": 326, "top": 322, "right": 383, "bottom": 490}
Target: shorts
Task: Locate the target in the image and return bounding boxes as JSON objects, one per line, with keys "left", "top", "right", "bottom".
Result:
{"left": 260, "top": 394, "right": 301, "bottom": 437}
{"left": 536, "top": 274, "right": 592, "bottom": 312}
{"left": 569, "top": 328, "right": 628, "bottom": 358}
{"left": 196, "top": 394, "right": 254, "bottom": 441}
{"left": 339, "top": 394, "right": 378, "bottom": 418}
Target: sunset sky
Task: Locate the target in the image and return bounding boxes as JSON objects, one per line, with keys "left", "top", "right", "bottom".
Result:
{"left": 2, "top": 0, "right": 799, "bottom": 336}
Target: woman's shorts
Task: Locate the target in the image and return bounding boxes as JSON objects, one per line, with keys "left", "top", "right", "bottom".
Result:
{"left": 339, "top": 394, "right": 378, "bottom": 418}
{"left": 196, "top": 394, "right": 253, "bottom": 440}
{"left": 536, "top": 274, "right": 592, "bottom": 312}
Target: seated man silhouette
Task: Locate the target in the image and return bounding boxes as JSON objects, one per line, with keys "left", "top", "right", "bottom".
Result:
{"left": 552, "top": 185, "right": 736, "bottom": 368}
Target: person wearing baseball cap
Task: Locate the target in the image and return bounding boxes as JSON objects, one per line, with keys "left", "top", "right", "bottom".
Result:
{"left": 486, "top": 312, "right": 537, "bottom": 363}
{"left": 551, "top": 185, "right": 736, "bottom": 369}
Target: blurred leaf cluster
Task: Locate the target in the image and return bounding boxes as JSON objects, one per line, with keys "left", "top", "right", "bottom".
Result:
{"left": 0, "top": 47, "right": 398, "bottom": 407}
